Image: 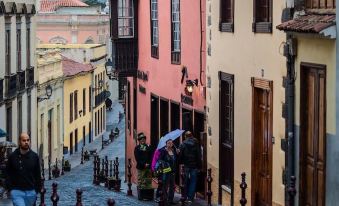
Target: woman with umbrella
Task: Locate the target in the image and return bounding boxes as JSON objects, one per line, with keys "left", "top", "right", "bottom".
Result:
{"left": 158, "top": 139, "right": 179, "bottom": 205}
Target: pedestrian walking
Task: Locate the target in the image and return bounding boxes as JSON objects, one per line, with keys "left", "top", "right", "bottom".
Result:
{"left": 158, "top": 139, "right": 178, "bottom": 205}
{"left": 134, "top": 133, "right": 153, "bottom": 190}
{"left": 5, "top": 132, "right": 41, "bottom": 206}
{"left": 179, "top": 131, "right": 201, "bottom": 204}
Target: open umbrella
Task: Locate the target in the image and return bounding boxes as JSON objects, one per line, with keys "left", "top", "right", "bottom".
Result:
{"left": 0, "top": 129, "right": 6, "bottom": 138}
{"left": 156, "top": 129, "right": 185, "bottom": 150}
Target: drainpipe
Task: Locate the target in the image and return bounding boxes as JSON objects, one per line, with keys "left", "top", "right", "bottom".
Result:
{"left": 285, "top": 34, "right": 296, "bottom": 205}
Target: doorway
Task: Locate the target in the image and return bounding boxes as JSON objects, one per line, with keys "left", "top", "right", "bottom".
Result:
{"left": 219, "top": 72, "right": 234, "bottom": 205}
{"left": 75, "top": 129, "right": 78, "bottom": 152}
{"left": 194, "top": 111, "right": 206, "bottom": 198}
{"left": 299, "top": 63, "right": 326, "bottom": 206}
{"left": 48, "top": 109, "right": 53, "bottom": 159}
{"left": 182, "top": 108, "right": 193, "bottom": 137}
{"left": 160, "top": 98, "right": 169, "bottom": 137}
{"left": 251, "top": 78, "right": 273, "bottom": 206}
{"left": 70, "top": 132, "right": 73, "bottom": 155}
{"left": 171, "top": 101, "right": 181, "bottom": 185}
{"left": 151, "top": 94, "right": 159, "bottom": 151}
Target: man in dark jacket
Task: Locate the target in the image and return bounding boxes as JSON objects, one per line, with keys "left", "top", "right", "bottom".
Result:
{"left": 6, "top": 132, "right": 41, "bottom": 206}
{"left": 179, "top": 131, "right": 201, "bottom": 203}
{"left": 134, "top": 132, "right": 152, "bottom": 189}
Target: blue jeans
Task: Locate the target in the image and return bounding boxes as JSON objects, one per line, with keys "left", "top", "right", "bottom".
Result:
{"left": 10, "top": 189, "right": 37, "bottom": 206}
{"left": 184, "top": 168, "right": 198, "bottom": 200}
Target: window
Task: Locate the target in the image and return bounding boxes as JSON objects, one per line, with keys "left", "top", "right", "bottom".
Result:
{"left": 18, "top": 98, "right": 22, "bottom": 134}
{"left": 16, "top": 17, "right": 21, "bottom": 71}
{"left": 151, "top": 0, "right": 159, "bottom": 58}
{"left": 253, "top": 0, "right": 272, "bottom": 33}
{"left": 74, "top": 90, "right": 78, "bottom": 120}
{"left": 70, "top": 93, "right": 73, "bottom": 123}
{"left": 26, "top": 17, "right": 31, "bottom": 67}
{"left": 6, "top": 105, "right": 12, "bottom": 142}
{"left": 83, "top": 88, "right": 86, "bottom": 116}
{"left": 89, "top": 86, "right": 92, "bottom": 112}
{"left": 118, "top": 0, "right": 134, "bottom": 38}
{"left": 220, "top": 0, "right": 234, "bottom": 32}
{"left": 5, "top": 19, "right": 11, "bottom": 75}
{"left": 171, "top": 0, "right": 181, "bottom": 64}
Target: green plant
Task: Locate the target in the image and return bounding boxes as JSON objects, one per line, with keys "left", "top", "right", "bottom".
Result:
{"left": 64, "top": 160, "right": 71, "bottom": 167}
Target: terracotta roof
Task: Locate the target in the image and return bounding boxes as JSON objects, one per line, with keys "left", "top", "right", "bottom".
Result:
{"left": 40, "top": 0, "right": 88, "bottom": 12}
{"left": 62, "top": 56, "right": 93, "bottom": 77}
{"left": 277, "top": 14, "right": 336, "bottom": 33}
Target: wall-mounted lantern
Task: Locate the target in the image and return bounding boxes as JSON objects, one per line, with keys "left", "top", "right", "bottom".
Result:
{"left": 37, "top": 85, "right": 53, "bottom": 102}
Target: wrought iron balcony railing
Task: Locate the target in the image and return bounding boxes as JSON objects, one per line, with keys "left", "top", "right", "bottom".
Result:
{"left": 5, "top": 74, "right": 17, "bottom": 99}
{"left": 26, "top": 66, "right": 34, "bottom": 87}
{"left": 113, "top": 39, "right": 138, "bottom": 77}
{"left": 17, "top": 70, "right": 26, "bottom": 92}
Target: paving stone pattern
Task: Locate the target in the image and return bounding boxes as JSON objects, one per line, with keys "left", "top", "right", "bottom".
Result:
{"left": 40, "top": 103, "right": 157, "bottom": 206}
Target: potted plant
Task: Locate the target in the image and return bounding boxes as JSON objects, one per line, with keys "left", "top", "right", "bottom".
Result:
{"left": 63, "top": 160, "right": 71, "bottom": 172}
{"left": 52, "top": 164, "right": 60, "bottom": 178}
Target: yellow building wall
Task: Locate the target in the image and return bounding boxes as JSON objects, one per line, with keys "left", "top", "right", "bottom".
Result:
{"left": 206, "top": 0, "right": 286, "bottom": 204}
{"left": 294, "top": 36, "right": 336, "bottom": 134}
{"left": 63, "top": 73, "right": 92, "bottom": 153}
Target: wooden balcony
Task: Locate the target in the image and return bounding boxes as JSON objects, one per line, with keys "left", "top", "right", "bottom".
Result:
{"left": 5, "top": 74, "right": 17, "bottom": 99}
{"left": 17, "top": 70, "right": 26, "bottom": 92}
{"left": 113, "top": 39, "right": 138, "bottom": 77}
{"left": 26, "top": 66, "right": 34, "bottom": 88}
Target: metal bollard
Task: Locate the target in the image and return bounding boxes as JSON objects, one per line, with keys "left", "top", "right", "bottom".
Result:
{"left": 127, "top": 158, "right": 132, "bottom": 196}
{"left": 206, "top": 168, "right": 213, "bottom": 206}
{"left": 76, "top": 188, "right": 83, "bottom": 206}
{"left": 288, "top": 176, "right": 296, "bottom": 206}
{"left": 61, "top": 156, "right": 65, "bottom": 176}
{"left": 41, "top": 159, "right": 45, "bottom": 179}
{"left": 107, "top": 198, "right": 115, "bottom": 206}
{"left": 240, "top": 172, "right": 247, "bottom": 206}
{"left": 48, "top": 157, "right": 52, "bottom": 180}
{"left": 81, "top": 147, "right": 84, "bottom": 164}
{"left": 51, "top": 182, "right": 59, "bottom": 206}
{"left": 93, "top": 155, "right": 97, "bottom": 184}
{"left": 39, "top": 177, "right": 46, "bottom": 206}
{"left": 104, "top": 156, "right": 109, "bottom": 187}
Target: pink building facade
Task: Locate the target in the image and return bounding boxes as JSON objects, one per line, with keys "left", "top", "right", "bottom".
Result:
{"left": 36, "top": 0, "right": 109, "bottom": 44}
{"left": 110, "top": 0, "right": 206, "bottom": 196}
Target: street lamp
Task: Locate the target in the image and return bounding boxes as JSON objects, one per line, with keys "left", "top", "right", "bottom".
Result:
{"left": 185, "top": 79, "right": 198, "bottom": 94}
{"left": 105, "top": 58, "right": 118, "bottom": 80}
{"left": 37, "top": 85, "right": 53, "bottom": 102}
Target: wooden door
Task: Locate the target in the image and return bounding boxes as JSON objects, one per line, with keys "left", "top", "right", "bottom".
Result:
{"left": 299, "top": 63, "right": 326, "bottom": 206}
{"left": 75, "top": 129, "right": 78, "bottom": 152}
{"left": 251, "top": 78, "right": 273, "bottom": 206}
{"left": 48, "top": 121, "right": 52, "bottom": 158}
{"left": 219, "top": 72, "right": 234, "bottom": 205}
{"left": 194, "top": 111, "right": 206, "bottom": 198}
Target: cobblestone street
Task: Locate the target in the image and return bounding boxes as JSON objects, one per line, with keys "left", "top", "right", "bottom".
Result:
{"left": 40, "top": 102, "right": 157, "bottom": 205}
